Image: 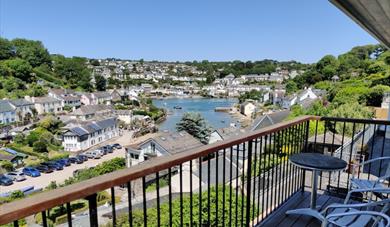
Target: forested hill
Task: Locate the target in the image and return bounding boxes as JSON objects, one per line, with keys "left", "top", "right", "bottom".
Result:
{"left": 0, "top": 38, "right": 93, "bottom": 99}
{"left": 291, "top": 44, "right": 390, "bottom": 107}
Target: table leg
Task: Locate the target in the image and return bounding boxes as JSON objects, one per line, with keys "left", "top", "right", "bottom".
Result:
{"left": 310, "top": 170, "right": 319, "bottom": 209}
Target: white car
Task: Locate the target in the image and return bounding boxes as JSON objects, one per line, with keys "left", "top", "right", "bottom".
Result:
{"left": 6, "top": 172, "right": 26, "bottom": 182}
{"left": 84, "top": 151, "right": 101, "bottom": 159}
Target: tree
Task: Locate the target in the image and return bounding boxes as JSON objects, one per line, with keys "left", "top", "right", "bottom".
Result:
{"left": 285, "top": 80, "right": 298, "bottom": 94}
{"left": 12, "top": 38, "right": 51, "bottom": 67}
{"left": 176, "top": 112, "right": 211, "bottom": 144}
{"left": 0, "top": 38, "right": 15, "bottom": 60}
{"left": 0, "top": 160, "right": 14, "bottom": 172}
{"left": 238, "top": 89, "right": 263, "bottom": 103}
{"left": 95, "top": 75, "right": 107, "bottom": 91}
{"left": 1, "top": 58, "right": 33, "bottom": 82}
{"left": 33, "top": 141, "right": 48, "bottom": 153}
{"left": 330, "top": 102, "right": 373, "bottom": 135}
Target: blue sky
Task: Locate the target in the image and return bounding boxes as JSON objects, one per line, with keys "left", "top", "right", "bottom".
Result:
{"left": 0, "top": 0, "right": 377, "bottom": 63}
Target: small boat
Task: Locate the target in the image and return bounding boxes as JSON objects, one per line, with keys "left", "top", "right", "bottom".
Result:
{"left": 173, "top": 106, "right": 182, "bottom": 110}
{"left": 221, "top": 120, "right": 225, "bottom": 123}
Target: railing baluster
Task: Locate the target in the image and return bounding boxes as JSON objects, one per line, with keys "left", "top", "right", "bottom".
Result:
{"left": 358, "top": 123, "right": 367, "bottom": 180}
{"left": 13, "top": 220, "right": 19, "bottom": 227}
{"left": 338, "top": 121, "right": 347, "bottom": 188}
{"left": 111, "top": 187, "right": 116, "bottom": 227}
{"left": 199, "top": 157, "right": 202, "bottom": 226}
{"left": 169, "top": 168, "right": 173, "bottom": 227}
{"left": 241, "top": 142, "right": 246, "bottom": 226}
{"left": 379, "top": 125, "right": 387, "bottom": 177}
{"left": 66, "top": 202, "right": 72, "bottom": 227}
{"left": 127, "top": 182, "right": 133, "bottom": 227}
{"left": 229, "top": 146, "right": 233, "bottom": 227}
{"left": 265, "top": 134, "right": 270, "bottom": 217}
{"left": 156, "top": 172, "right": 161, "bottom": 227}
{"left": 368, "top": 124, "right": 378, "bottom": 182}
{"left": 235, "top": 144, "right": 239, "bottom": 226}
{"left": 180, "top": 164, "right": 184, "bottom": 226}
{"left": 259, "top": 136, "right": 264, "bottom": 221}
{"left": 215, "top": 148, "right": 219, "bottom": 225}
{"left": 347, "top": 123, "right": 356, "bottom": 189}
{"left": 207, "top": 157, "right": 211, "bottom": 226}
{"left": 222, "top": 148, "right": 226, "bottom": 227}
{"left": 328, "top": 121, "right": 337, "bottom": 188}
{"left": 142, "top": 176, "right": 147, "bottom": 227}
{"left": 87, "top": 193, "right": 98, "bottom": 227}
{"left": 41, "top": 211, "right": 48, "bottom": 227}
{"left": 252, "top": 138, "right": 258, "bottom": 224}
{"left": 190, "top": 160, "right": 193, "bottom": 226}
{"left": 320, "top": 120, "right": 327, "bottom": 190}
{"left": 245, "top": 139, "right": 253, "bottom": 226}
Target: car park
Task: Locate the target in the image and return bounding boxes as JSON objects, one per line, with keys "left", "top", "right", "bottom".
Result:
{"left": 56, "top": 158, "right": 71, "bottom": 167}
{"left": 6, "top": 172, "right": 26, "bottom": 182}
{"left": 22, "top": 167, "right": 41, "bottom": 177}
{"left": 69, "top": 156, "right": 83, "bottom": 164}
{"left": 0, "top": 175, "right": 13, "bottom": 186}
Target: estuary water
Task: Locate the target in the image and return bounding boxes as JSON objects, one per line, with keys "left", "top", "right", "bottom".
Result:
{"left": 153, "top": 98, "right": 238, "bottom": 131}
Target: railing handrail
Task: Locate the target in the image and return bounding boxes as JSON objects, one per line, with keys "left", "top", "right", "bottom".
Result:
{"left": 0, "top": 115, "right": 315, "bottom": 225}
{"left": 321, "top": 116, "right": 390, "bottom": 125}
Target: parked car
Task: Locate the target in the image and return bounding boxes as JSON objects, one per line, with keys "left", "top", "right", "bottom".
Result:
{"left": 112, "top": 143, "right": 122, "bottom": 149}
{"left": 84, "top": 151, "right": 101, "bottom": 159}
{"left": 36, "top": 165, "right": 54, "bottom": 173}
{"left": 56, "top": 158, "right": 71, "bottom": 167}
{"left": 77, "top": 154, "right": 88, "bottom": 162}
{"left": 42, "top": 162, "right": 63, "bottom": 171}
{"left": 22, "top": 167, "right": 41, "bottom": 177}
{"left": 6, "top": 172, "right": 26, "bottom": 182}
{"left": 97, "top": 148, "right": 107, "bottom": 156}
{"left": 69, "top": 156, "right": 83, "bottom": 164}
{"left": 101, "top": 145, "right": 113, "bottom": 153}
{"left": 0, "top": 175, "right": 13, "bottom": 186}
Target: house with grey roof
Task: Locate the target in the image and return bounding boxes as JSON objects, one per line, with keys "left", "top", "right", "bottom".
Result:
{"left": 26, "top": 96, "right": 63, "bottom": 115}
{"left": 251, "top": 110, "right": 291, "bottom": 131}
{"left": 0, "top": 100, "right": 16, "bottom": 125}
{"left": 9, "top": 99, "right": 34, "bottom": 122}
{"left": 62, "top": 117, "right": 119, "bottom": 152}
{"left": 70, "top": 104, "right": 114, "bottom": 120}
{"left": 125, "top": 131, "right": 203, "bottom": 166}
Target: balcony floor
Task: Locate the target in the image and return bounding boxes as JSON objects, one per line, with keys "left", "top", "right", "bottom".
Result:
{"left": 258, "top": 191, "right": 345, "bottom": 227}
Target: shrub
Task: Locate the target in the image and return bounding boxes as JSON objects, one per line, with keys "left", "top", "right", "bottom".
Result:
{"left": 33, "top": 141, "right": 48, "bottom": 153}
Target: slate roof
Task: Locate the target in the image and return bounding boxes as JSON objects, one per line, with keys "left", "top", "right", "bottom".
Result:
{"left": 65, "top": 117, "right": 117, "bottom": 137}
{"left": 215, "top": 127, "right": 246, "bottom": 140}
{"left": 9, "top": 99, "right": 33, "bottom": 107}
{"left": 138, "top": 131, "right": 204, "bottom": 155}
{"left": 0, "top": 100, "right": 15, "bottom": 113}
{"left": 93, "top": 91, "right": 111, "bottom": 98}
{"left": 33, "top": 96, "right": 61, "bottom": 104}
{"left": 71, "top": 105, "right": 113, "bottom": 116}
{"left": 251, "top": 110, "right": 291, "bottom": 131}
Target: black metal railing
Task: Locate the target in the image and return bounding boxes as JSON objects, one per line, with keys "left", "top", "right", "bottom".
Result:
{"left": 1, "top": 116, "right": 390, "bottom": 227}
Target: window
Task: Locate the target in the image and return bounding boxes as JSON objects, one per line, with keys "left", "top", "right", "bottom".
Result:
{"left": 130, "top": 153, "right": 139, "bottom": 159}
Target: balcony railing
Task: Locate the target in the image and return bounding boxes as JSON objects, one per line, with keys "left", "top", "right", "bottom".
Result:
{"left": 1, "top": 115, "right": 389, "bottom": 226}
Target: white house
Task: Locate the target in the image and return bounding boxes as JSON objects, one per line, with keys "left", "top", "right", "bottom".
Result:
{"left": 282, "top": 88, "right": 324, "bottom": 109}
{"left": 208, "top": 127, "right": 246, "bottom": 144}
{"left": 115, "top": 110, "right": 133, "bottom": 124}
{"left": 240, "top": 101, "right": 256, "bottom": 117}
{"left": 0, "top": 100, "right": 16, "bottom": 124}
{"left": 9, "top": 99, "right": 34, "bottom": 121}
{"left": 70, "top": 104, "right": 114, "bottom": 120}
{"left": 48, "top": 89, "right": 81, "bottom": 109}
{"left": 125, "top": 131, "right": 203, "bottom": 166}
{"left": 62, "top": 117, "right": 119, "bottom": 152}
{"left": 27, "top": 96, "right": 63, "bottom": 115}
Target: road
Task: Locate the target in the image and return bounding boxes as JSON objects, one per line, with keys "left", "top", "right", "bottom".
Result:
{"left": 0, "top": 131, "right": 134, "bottom": 194}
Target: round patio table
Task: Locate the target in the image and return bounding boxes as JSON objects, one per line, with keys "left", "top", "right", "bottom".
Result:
{"left": 286, "top": 153, "right": 347, "bottom": 215}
